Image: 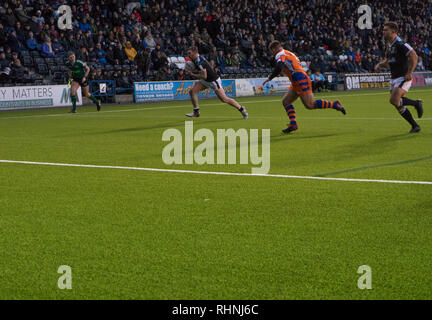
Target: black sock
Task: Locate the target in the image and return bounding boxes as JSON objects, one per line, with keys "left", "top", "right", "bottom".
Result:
{"left": 193, "top": 108, "right": 199, "bottom": 113}
{"left": 402, "top": 97, "right": 418, "bottom": 106}
{"left": 239, "top": 106, "right": 244, "bottom": 112}
{"left": 400, "top": 108, "right": 418, "bottom": 127}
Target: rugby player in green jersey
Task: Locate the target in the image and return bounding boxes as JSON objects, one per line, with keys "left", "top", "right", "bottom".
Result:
{"left": 65, "top": 51, "right": 101, "bottom": 113}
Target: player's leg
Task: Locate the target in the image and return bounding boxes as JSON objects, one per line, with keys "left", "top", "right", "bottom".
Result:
{"left": 186, "top": 81, "right": 204, "bottom": 117}
{"left": 214, "top": 87, "right": 248, "bottom": 119}
{"left": 300, "top": 91, "right": 346, "bottom": 115}
{"left": 281, "top": 88, "right": 299, "bottom": 133}
{"left": 82, "top": 81, "right": 102, "bottom": 111}
{"left": 390, "top": 87, "right": 420, "bottom": 132}
{"left": 390, "top": 79, "right": 423, "bottom": 119}
{"left": 296, "top": 76, "right": 346, "bottom": 114}
{"left": 69, "top": 81, "right": 80, "bottom": 113}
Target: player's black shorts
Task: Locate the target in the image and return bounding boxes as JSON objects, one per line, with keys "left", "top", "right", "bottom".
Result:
{"left": 73, "top": 77, "right": 89, "bottom": 87}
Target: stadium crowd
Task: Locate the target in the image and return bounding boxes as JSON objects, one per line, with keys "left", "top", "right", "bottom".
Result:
{"left": 0, "top": 0, "right": 431, "bottom": 90}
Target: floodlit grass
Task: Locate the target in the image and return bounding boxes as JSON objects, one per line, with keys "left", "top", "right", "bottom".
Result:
{"left": 0, "top": 88, "right": 431, "bottom": 299}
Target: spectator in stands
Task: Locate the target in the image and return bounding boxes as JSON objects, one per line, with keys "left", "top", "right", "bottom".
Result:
{"left": 14, "top": 21, "right": 25, "bottom": 44}
{"left": 163, "top": 38, "right": 176, "bottom": 56}
{"left": 26, "top": 32, "right": 38, "bottom": 51}
{"left": 150, "top": 43, "right": 162, "bottom": 64}
{"left": 310, "top": 70, "right": 327, "bottom": 92}
{"left": 96, "top": 43, "right": 107, "bottom": 64}
{"left": 11, "top": 58, "right": 26, "bottom": 81}
{"left": 216, "top": 50, "right": 226, "bottom": 73}
{"left": 231, "top": 52, "right": 241, "bottom": 69}
{"left": 95, "top": 68, "right": 105, "bottom": 80}
{"left": 52, "top": 38, "right": 64, "bottom": 55}
{"left": 4, "top": 8, "right": 16, "bottom": 28}
{"left": 88, "top": 46, "right": 98, "bottom": 63}
{"left": 328, "top": 60, "right": 337, "bottom": 73}
{"left": 131, "top": 36, "right": 144, "bottom": 53}
{"left": 335, "top": 58, "right": 345, "bottom": 73}
{"left": 243, "top": 55, "right": 255, "bottom": 70}
{"left": 78, "top": 46, "right": 89, "bottom": 62}
{"left": 8, "top": 29, "right": 24, "bottom": 52}
{"left": 14, "top": 4, "right": 29, "bottom": 25}
{"left": 0, "top": 50, "right": 10, "bottom": 70}
{"left": 164, "top": 67, "right": 175, "bottom": 81}
{"left": 118, "top": 70, "right": 132, "bottom": 88}
{"left": 84, "top": 30, "right": 95, "bottom": 48}
{"left": 73, "top": 33, "right": 86, "bottom": 51}
{"left": 41, "top": 37, "right": 54, "bottom": 57}
{"left": 225, "top": 52, "right": 233, "bottom": 67}
{"left": 309, "top": 57, "right": 321, "bottom": 73}
{"left": 124, "top": 41, "right": 137, "bottom": 61}
{"left": 175, "top": 68, "right": 185, "bottom": 81}
{"left": 152, "top": 51, "right": 168, "bottom": 71}
{"left": 114, "top": 42, "right": 127, "bottom": 62}
{"left": 0, "top": 24, "right": 7, "bottom": 47}
{"left": 135, "top": 47, "right": 150, "bottom": 75}
{"left": 143, "top": 31, "right": 156, "bottom": 51}
{"left": 416, "top": 57, "right": 425, "bottom": 71}
{"left": 346, "top": 56, "right": 358, "bottom": 73}
{"left": 105, "top": 45, "right": 115, "bottom": 65}
{"left": 89, "top": 69, "right": 97, "bottom": 81}
{"left": 35, "top": 10, "right": 44, "bottom": 24}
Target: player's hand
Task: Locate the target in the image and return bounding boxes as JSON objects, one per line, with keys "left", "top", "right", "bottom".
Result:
{"left": 404, "top": 73, "right": 412, "bottom": 81}
{"left": 82, "top": 76, "right": 86, "bottom": 82}
{"left": 374, "top": 64, "right": 380, "bottom": 73}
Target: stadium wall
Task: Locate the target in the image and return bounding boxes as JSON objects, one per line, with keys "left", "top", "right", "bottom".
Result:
{"left": 133, "top": 77, "right": 291, "bottom": 103}
{"left": 0, "top": 85, "right": 83, "bottom": 111}
{"left": 344, "top": 72, "right": 432, "bottom": 90}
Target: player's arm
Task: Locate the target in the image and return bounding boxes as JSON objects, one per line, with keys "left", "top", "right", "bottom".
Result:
{"left": 405, "top": 49, "right": 418, "bottom": 81}
{"left": 263, "top": 61, "right": 283, "bottom": 85}
{"left": 189, "top": 68, "right": 207, "bottom": 80}
{"left": 83, "top": 65, "right": 90, "bottom": 81}
{"left": 374, "top": 58, "right": 389, "bottom": 72}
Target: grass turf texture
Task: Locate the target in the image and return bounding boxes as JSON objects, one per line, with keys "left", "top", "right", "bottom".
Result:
{"left": 0, "top": 88, "right": 431, "bottom": 299}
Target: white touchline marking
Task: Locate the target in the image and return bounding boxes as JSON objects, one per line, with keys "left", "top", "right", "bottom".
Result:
{"left": 0, "top": 160, "right": 431, "bottom": 185}
{"left": 1, "top": 89, "right": 431, "bottom": 120}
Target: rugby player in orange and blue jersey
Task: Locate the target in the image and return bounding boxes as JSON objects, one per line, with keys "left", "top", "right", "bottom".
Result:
{"left": 263, "top": 41, "right": 346, "bottom": 134}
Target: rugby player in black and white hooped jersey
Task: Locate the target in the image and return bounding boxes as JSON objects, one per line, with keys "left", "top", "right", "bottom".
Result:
{"left": 375, "top": 22, "right": 423, "bottom": 133}
{"left": 184, "top": 46, "right": 248, "bottom": 119}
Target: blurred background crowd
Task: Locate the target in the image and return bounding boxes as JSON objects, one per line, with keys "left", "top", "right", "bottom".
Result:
{"left": 0, "top": 0, "right": 431, "bottom": 90}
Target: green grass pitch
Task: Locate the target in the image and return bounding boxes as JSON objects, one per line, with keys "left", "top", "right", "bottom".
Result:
{"left": 0, "top": 88, "right": 431, "bottom": 299}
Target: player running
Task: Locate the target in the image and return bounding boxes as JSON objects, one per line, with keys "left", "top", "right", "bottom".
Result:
{"left": 65, "top": 51, "right": 101, "bottom": 113}
{"left": 263, "top": 41, "right": 346, "bottom": 134}
{"left": 184, "top": 46, "right": 248, "bottom": 119}
{"left": 374, "top": 22, "right": 423, "bottom": 133}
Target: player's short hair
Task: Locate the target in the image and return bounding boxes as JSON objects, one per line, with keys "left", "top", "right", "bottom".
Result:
{"left": 269, "top": 40, "right": 282, "bottom": 51}
{"left": 67, "top": 51, "right": 75, "bottom": 57}
{"left": 187, "top": 46, "right": 198, "bottom": 53}
{"left": 384, "top": 21, "right": 398, "bottom": 32}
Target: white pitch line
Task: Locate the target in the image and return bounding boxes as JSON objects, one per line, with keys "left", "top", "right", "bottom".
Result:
{"left": 0, "top": 159, "right": 431, "bottom": 185}
{"left": 1, "top": 88, "right": 431, "bottom": 120}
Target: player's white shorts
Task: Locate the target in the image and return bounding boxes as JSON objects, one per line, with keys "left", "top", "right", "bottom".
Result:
{"left": 199, "top": 77, "right": 222, "bottom": 91}
{"left": 390, "top": 77, "right": 412, "bottom": 92}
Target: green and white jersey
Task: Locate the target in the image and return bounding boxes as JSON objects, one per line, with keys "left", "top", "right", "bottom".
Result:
{"left": 65, "top": 59, "right": 87, "bottom": 79}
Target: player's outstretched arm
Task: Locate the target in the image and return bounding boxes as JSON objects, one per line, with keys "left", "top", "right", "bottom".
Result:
{"left": 263, "top": 62, "right": 283, "bottom": 85}
{"left": 374, "top": 58, "right": 389, "bottom": 72}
